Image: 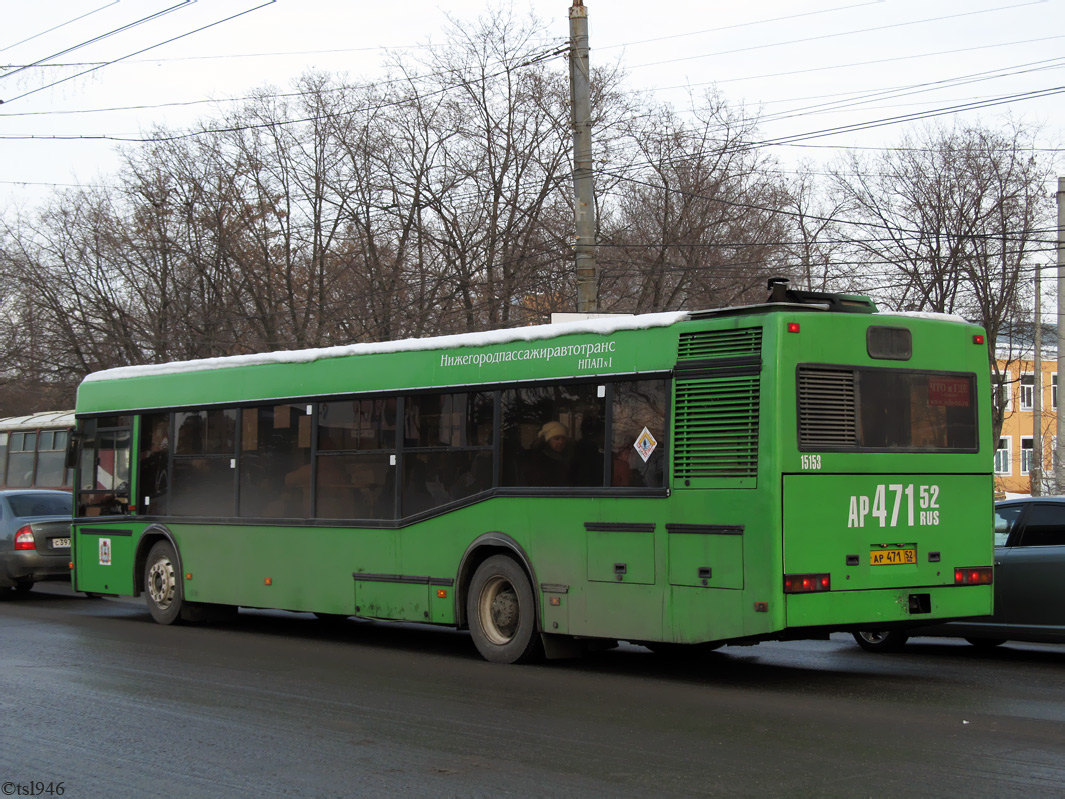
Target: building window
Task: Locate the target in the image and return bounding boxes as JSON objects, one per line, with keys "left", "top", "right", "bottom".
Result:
{"left": 993, "top": 379, "right": 1012, "bottom": 414}
{"left": 1053, "top": 373, "right": 1058, "bottom": 411}
{"left": 1021, "top": 436, "right": 1034, "bottom": 475}
{"left": 1020, "top": 373, "right": 1035, "bottom": 411}
{"left": 993, "top": 437, "right": 1011, "bottom": 476}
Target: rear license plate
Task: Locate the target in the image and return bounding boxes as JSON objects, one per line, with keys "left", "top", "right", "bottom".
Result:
{"left": 51, "top": 538, "right": 70, "bottom": 549}
{"left": 870, "top": 548, "right": 916, "bottom": 565}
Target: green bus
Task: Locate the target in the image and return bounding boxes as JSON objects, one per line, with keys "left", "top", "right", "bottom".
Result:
{"left": 70, "top": 282, "right": 994, "bottom": 663}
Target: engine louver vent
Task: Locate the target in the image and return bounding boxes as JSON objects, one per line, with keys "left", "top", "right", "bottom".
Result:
{"left": 674, "top": 328, "right": 761, "bottom": 481}
{"left": 678, "top": 327, "right": 762, "bottom": 361}
{"left": 797, "top": 367, "right": 858, "bottom": 448}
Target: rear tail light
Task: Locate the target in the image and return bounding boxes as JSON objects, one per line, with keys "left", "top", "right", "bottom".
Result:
{"left": 14, "top": 526, "right": 36, "bottom": 551}
{"left": 784, "top": 573, "right": 830, "bottom": 593}
{"left": 954, "top": 567, "right": 992, "bottom": 585}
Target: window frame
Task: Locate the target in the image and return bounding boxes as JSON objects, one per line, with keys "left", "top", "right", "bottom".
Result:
{"left": 1019, "top": 371, "right": 1035, "bottom": 411}
{"left": 993, "top": 437, "right": 1012, "bottom": 476}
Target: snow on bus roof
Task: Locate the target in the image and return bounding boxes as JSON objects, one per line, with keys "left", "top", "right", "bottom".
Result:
{"left": 85, "top": 311, "right": 690, "bottom": 383}
{"left": 0, "top": 410, "right": 75, "bottom": 430}
{"left": 881, "top": 310, "right": 971, "bottom": 324}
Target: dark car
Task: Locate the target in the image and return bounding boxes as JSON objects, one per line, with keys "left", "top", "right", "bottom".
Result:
{"left": 853, "top": 496, "right": 1065, "bottom": 651}
{"left": 0, "top": 489, "right": 73, "bottom": 595}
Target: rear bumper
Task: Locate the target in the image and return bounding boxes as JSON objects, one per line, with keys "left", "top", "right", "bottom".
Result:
{"left": 786, "top": 583, "right": 994, "bottom": 629}
{"left": 1, "top": 550, "right": 72, "bottom": 587}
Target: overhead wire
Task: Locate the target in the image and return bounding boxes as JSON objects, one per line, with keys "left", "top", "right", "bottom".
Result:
{"left": 0, "top": 1, "right": 194, "bottom": 83}
{"left": 0, "top": 1, "right": 120, "bottom": 55}
{"left": 0, "top": 1, "right": 278, "bottom": 106}
{"left": 628, "top": 0, "right": 1046, "bottom": 70}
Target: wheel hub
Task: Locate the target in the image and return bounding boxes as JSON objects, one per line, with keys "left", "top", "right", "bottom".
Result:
{"left": 490, "top": 590, "right": 518, "bottom": 633}
{"left": 147, "top": 558, "right": 175, "bottom": 609}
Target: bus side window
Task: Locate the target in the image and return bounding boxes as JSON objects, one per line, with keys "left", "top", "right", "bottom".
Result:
{"left": 611, "top": 379, "right": 669, "bottom": 488}
{"left": 139, "top": 413, "right": 171, "bottom": 515}
{"left": 316, "top": 400, "right": 395, "bottom": 521}
{"left": 239, "top": 404, "right": 310, "bottom": 519}
{"left": 501, "top": 383, "right": 605, "bottom": 488}
{"left": 400, "top": 392, "right": 493, "bottom": 517}
{"left": 76, "top": 416, "right": 132, "bottom": 517}
{"left": 170, "top": 409, "right": 236, "bottom": 518}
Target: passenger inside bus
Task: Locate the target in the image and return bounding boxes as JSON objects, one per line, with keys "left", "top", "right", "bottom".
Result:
{"left": 524, "top": 421, "right": 577, "bottom": 486}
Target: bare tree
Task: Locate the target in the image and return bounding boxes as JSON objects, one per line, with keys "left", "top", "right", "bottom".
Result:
{"left": 598, "top": 92, "right": 793, "bottom": 312}
{"left": 832, "top": 121, "right": 1054, "bottom": 438}
{"left": 783, "top": 163, "right": 857, "bottom": 293}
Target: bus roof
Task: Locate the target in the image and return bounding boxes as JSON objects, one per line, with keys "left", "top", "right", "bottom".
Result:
{"left": 81, "top": 297, "right": 977, "bottom": 388}
{"left": 83, "top": 312, "right": 690, "bottom": 384}
{"left": 0, "top": 410, "right": 75, "bottom": 431}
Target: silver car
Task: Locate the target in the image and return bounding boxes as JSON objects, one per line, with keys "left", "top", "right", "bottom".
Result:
{"left": 853, "top": 497, "right": 1065, "bottom": 651}
{"left": 0, "top": 489, "right": 72, "bottom": 595}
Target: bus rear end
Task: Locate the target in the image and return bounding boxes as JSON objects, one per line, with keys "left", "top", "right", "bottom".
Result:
{"left": 777, "top": 311, "right": 993, "bottom": 634}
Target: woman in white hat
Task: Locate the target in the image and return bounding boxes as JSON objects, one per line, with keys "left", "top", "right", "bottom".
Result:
{"left": 526, "top": 420, "right": 576, "bottom": 486}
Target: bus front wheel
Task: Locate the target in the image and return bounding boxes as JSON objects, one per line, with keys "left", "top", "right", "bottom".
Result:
{"left": 145, "top": 541, "right": 184, "bottom": 625}
{"left": 468, "top": 555, "right": 541, "bottom": 664}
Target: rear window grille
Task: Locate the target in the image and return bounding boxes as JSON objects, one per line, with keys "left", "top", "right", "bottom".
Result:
{"left": 798, "top": 368, "right": 858, "bottom": 448}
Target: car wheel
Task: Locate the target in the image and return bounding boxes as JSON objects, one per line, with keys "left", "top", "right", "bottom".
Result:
{"left": 12, "top": 581, "right": 34, "bottom": 595}
{"left": 852, "top": 630, "right": 909, "bottom": 652}
{"left": 144, "top": 540, "right": 184, "bottom": 625}
{"left": 965, "top": 637, "right": 1006, "bottom": 649}
{"left": 467, "top": 555, "right": 541, "bottom": 664}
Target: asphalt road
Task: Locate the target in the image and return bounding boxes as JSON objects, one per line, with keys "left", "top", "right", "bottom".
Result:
{"left": 2, "top": 583, "right": 1064, "bottom": 798}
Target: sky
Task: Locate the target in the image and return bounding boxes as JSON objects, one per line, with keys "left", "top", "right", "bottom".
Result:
{"left": 1, "top": 0, "right": 1062, "bottom": 214}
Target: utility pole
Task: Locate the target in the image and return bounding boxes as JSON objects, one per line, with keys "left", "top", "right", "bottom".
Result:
{"left": 1032, "top": 263, "right": 1042, "bottom": 495}
{"left": 570, "top": 0, "right": 597, "bottom": 313}
{"left": 1056, "top": 178, "right": 1065, "bottom": 493}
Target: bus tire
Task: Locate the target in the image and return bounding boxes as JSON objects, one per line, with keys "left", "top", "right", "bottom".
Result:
{"left": 852, "top": 630, "right": 909, "bottom": 652}
{"left": 144, "top": 540, "right": 184, "bottom": 625}
{"left": 467, "top": 555, "right": 541, "bottom": 664}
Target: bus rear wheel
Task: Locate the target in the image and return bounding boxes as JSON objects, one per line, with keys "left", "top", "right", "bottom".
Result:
{"left": 145, "top": 541, "right": 184, "bottom": 625}
{"left": 468, "top": 555, "right": 541, "bottom": 664}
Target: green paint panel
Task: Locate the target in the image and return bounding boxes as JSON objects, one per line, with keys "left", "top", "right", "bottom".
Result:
{"left": 666, "top": 586, "right": 760, "bottom": 643}
{"left": 783, "top": 473, "right": 994, "bottom": 590}
{"left": 72, "top": 525, "right": 134, "bottom": 595}
{"left": 355, "top": 580, "right": 429, "bottom": 622}
{"left": 586, "top": 530, "right": 655, "bottom": 584}
{"left": 667, "top": 532, "right": 744, "bottom": 589}
{"left": 540, "top": 588, "right": 570, "bottom": 634}
{"left": 429, "top": 585, "right": 455, "bottom": 624}
{"left": 786, "top": 583, "right": 994, "bottom": 628}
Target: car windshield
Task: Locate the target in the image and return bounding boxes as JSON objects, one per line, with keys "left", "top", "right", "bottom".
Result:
{"left": 8, "top": 493, "right": 72, "bottom": 518}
